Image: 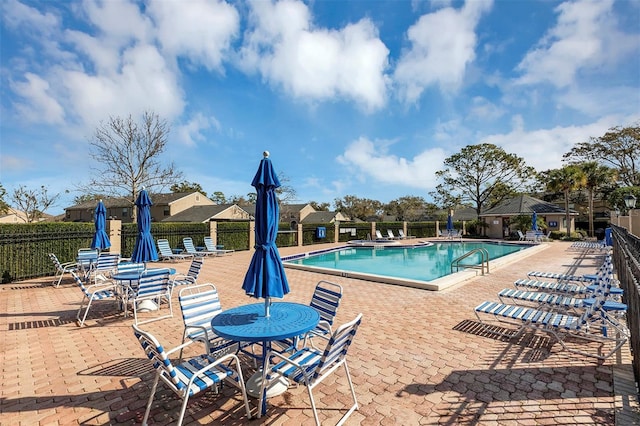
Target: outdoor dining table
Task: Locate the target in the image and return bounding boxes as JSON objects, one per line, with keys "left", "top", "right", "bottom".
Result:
{"left": 211, "top": 302, "right": 320, "bottom": 418}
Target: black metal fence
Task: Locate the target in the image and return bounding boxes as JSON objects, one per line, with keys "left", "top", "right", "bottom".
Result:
{"left": 611, "top": 225, "right": 640, "bottom": 389}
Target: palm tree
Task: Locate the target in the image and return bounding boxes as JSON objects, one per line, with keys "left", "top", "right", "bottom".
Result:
{"left": 579, "top": 162, "right": 616, "bottom": 237}
{"left": 544, "top": 165, "right": 586, "bottom": 237}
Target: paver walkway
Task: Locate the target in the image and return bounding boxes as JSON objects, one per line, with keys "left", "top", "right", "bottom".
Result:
{"left": 1, "top": 241, "right": 638, "bottom": 425}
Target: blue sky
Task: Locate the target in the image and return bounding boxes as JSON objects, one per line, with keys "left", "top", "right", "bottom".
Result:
{"left": 1, "top": 0, "right": 639, "bottom": 216}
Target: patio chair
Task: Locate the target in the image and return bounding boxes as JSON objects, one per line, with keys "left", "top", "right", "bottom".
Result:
{"left": 275, "top": 280, "right": 343, "bottom": 352}
{"left": 178, "top": 283, "right": 246, "bottom": 359}
{"left": 90, "top": 252, "right": 121, "bottom": 284}
{"left": 474, "top": 293, "right": 628, "bottom": 360}
{"left": 203, "top": 237, "right": 235, "bottom": 255}
{"left": 526, "top": 253, "right": 612, "bottom": 283}
{"left": 517, "top": 230, "right": 525, "bottom": 241}
{"left": 48, "top": 253, "right": 78, "bottom": 287}
{"left": 156, "top": 239, "right": 193, "bottom": 262}
{"left": 397, "top": 229, "right": 414, "bottom": 239}
{"left": 128, "top": 270, "right": 173, "bottom": 325}
{"left": 70, "top": 270, "right": 119, "bottom": 327}
{"left": 171, "top": 257, "right": 203, "bottom": 290}
{"left": 182, "top": 237, "right": 215, "bottom": 257}
{"left": 132, "top": 324, "right": 252, "bottom": 426}
{"left": 265, "top": 313, "right": 363, "bottom": 426}
{"left": 375, "top": 230, "right": 388, "bottom": 240}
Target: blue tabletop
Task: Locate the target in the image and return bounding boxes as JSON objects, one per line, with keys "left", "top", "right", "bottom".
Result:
{"left": 111, "top": 267, "right": 176, "bottom": 281}
{"left": 211, "top": 302, "right": 320, "bottom": 342}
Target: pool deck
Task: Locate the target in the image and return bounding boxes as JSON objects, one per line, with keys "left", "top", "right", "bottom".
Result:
{"left": 1, "top": 240, "right": 639, "bottom": 425}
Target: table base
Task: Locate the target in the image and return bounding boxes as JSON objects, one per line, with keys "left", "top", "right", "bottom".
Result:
{"left": 246, "top": 370, "right": 289, "bottom": 399}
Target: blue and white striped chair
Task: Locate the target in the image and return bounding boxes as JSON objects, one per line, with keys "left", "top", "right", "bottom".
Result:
{"left": 90, "top": 252, "right": 121, "bottom": 284}
{"left": 182, "top": 237, "right": 215, "bottom": 257}
{"left": 71, "top": 270, "right": 118, "bottom": 327}
{"left": 171, "top": 257, "right": 203, "bottom": 291}
{"left": 265, "top": 313, "right": 363, "bottom": 425}
{"left": 129, "top": 271, "right": 173, "bottom": 325}
{"left": 276, "top": 280, "right": 343, "bottom": 352}
{"left": 49, "top": 253, "right": 78, "bottom": 287}
{"left": 178, "top": 283, "right": 242, "bottom": 359}
{"left": 132, "top": 324, "right": 252, "bottom": 426}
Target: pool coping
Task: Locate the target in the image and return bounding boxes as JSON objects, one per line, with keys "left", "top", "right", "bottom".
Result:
{"left": 282, "top": 240, "right": 550, "bottom": 291}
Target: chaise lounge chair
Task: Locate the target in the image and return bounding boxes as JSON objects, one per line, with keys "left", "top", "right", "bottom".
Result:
{"left": 157, "top": 239, "right": 193, "bottom": 262}
{"left": 474, "top": 292, "right": 628, "bottom": 360}
{"left": 203, "top": 237, "right": 234, "bottom": 255}
{"left": 182, "top": 237, "right": 216, "bottom": 257}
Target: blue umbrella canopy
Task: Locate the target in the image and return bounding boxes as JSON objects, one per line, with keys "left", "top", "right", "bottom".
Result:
{"left": 532, "top": 211, "right": 538, "bottom": 231}
{"left": 446, "top": 213, "right": 454, "bottom": 231}
{"left": 242, "top": 152, "right": 290, "bottom": 317}
{"left": 90, "top": 200, "right": 111, "bottom": 250}
{"left": 131, "top": 189, "right": 158, "bottom": 264}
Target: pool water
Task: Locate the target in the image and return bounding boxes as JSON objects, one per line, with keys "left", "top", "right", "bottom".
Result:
{"left": 283, "top": 241, "right": 529, "bottom": 283}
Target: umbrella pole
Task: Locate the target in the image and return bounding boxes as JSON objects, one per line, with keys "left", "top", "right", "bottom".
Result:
{"left": 265, "top": 297, "right": 271, "bottom": 317}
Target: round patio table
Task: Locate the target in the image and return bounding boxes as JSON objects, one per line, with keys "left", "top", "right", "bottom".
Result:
{"left": 211, "top": 302, "right": 319, "bottom": 417}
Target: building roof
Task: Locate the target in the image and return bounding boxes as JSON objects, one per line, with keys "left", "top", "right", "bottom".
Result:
{"left": 480, "top": 194, "right": 577, "bottom": 216}
{"left": 66, "top": 192, "right": 203, "bottom": 210}
{"left": 301, "top": 211, "right": 349, "bottom": 223}
{"left": 160, "top": 204, "right": 247, "bottom": 223}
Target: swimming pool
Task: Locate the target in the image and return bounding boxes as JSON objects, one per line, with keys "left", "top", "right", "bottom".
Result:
{"left": 282, "top": 241, "right": 538, "bottom": 291}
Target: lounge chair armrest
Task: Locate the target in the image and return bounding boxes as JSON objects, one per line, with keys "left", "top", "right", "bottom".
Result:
{"left": 165, "top": 339, "right": 197, "bottom": 356}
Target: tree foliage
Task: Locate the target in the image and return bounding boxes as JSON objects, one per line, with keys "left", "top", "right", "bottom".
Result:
{"left": 170, "top": 181, "right": 206, "bottom": 197}
{"left": 84, "top": 111, "right": 183, "bottom": 222}
{"left": 563, "top": 123, "right": 640, "bottom": 186}
{"left": 540, "top": 165, "right": 586, "bottom": 237}
{"left": 0, "top": 184, "right": 9, "bottom": 214}
{"left": 431, "top": 144, "right": 536, "bottom": 215}
{"left": 211, "top": 191, "right": 227, "bottom": 204}
{"left": 309, "top": 201, "right": 330, "bottom": 211}
{"left": 72, "top": 193, "right": 104, "bottom": 205}
{"left": 578, "top": 162, "right": 616, "bottom": 237}
{"left": 334, "top": 195, "right": 383, "bottom": 221}
{"left": 383, "top": 195, "right": 435, "bottom": 221}
{"left": 10, "top": 185, "right": 59, "bottom": 223}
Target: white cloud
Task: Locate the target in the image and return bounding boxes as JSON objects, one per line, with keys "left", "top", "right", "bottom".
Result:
{"left": 478, "top": 115, "right": 627, "bottom": 172}
{"left": 336, "top": 137, "right": 447, "bottom": 189}
{"left": 394, "top": 0, "right": 493, "bottom": 103}
{"left": 11, "top": 73, "right": 65, "bottom": 123}
{"left": 467, "top": 96, "right": 505, "bottom": 121}
{"left": 515, "top": 0, "right": 628, "bottom": 88}
{"left": 238, "top": 0, "right": 390, "bottom": 111}
{"left": 147, "top": 0, "right": 240, "bottom": 72}
{"left": 175, "top": 113, "right": 221, "bottom": 146}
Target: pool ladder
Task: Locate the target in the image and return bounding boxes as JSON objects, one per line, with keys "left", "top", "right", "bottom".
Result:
{"left": 451, "top": 248, "right": 490, "bottom": 275}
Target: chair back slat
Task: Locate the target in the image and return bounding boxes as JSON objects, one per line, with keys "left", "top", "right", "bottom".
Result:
{"left": 203, "top": 237, "right": 215, "bottom": 252}
{"left": 94, "top": 253, "right": 120, "bottom": 274}
{"left": 133, "top": 325, "right": 184, "bottom": 391}
{"left": 187, "top": 258, "right": 203, "bottom": 279}
{"left": 70, "top": 271, "right": 90, "bottom": 297}
{"left": 135, "top": 273, "right": 171, "bottom": 298}
{"left": 179, "top": 284, "right": 222, "bottom": 330}
{"left": 309, "top": 281, "right": 342, "bottom": 326}
{"left": 314, "top": 313, "right": 362, "bottom": 380}
{"left": 157, "top": 239, "right": 173, "bottom": 257}
{"left": 117, "top": 262, "right": 145, "bottom": 275}
{"left": 183, "top": 238, "right": 198, "bottom": 255}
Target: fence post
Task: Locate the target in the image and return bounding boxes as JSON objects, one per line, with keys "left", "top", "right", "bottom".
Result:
{"left": 210, "top": 221, "right": 218, "bottom": 246}
{"left": 249, "top": 220, "right": 256, "bottom": 252}
{"left": 107, "top": 219, "right": 122, "bottom": 254}
{"left": 297, "top": 223, "right": 303, "bottom": 246}
{"left": 335, "top": 222, "right": 340, "bottom": 243}
{"left": 371, "top": 222, "right": 376, "bottom": 239}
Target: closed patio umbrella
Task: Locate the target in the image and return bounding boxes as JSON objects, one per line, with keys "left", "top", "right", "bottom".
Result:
{"left": 131, "top": 189, "right": 158, "bottom": 264}
{"left": 90, "top": 200, "right": 111, "bottom": 251}
{"left": 242, "top": 151, "right": 290, "bottom": 317}
{"left": 532, "top": 211, "right": 538, "bottom": 231}
{"left": 447, "top": 212, "right": 454, "bottom": 231}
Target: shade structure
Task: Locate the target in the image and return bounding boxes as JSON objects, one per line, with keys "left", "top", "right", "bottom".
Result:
{"left": 90, "top": 200, "right": 111, "bottom": 250}
{"left": 131, "top": 189, "right": 158, "bottom": 264}
{"left": 242, "top": 152, "right": 290, "bottom": 317}
{"left": 446, "top": 213, "right": 454, "bottom": 231}
{"left": 532, "top": 211, "right": 538, "bottom": 231}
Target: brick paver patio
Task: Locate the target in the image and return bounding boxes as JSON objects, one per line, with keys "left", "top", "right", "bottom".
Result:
{"left": 1, "top": 240, "right": 639, "bottom": 425}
